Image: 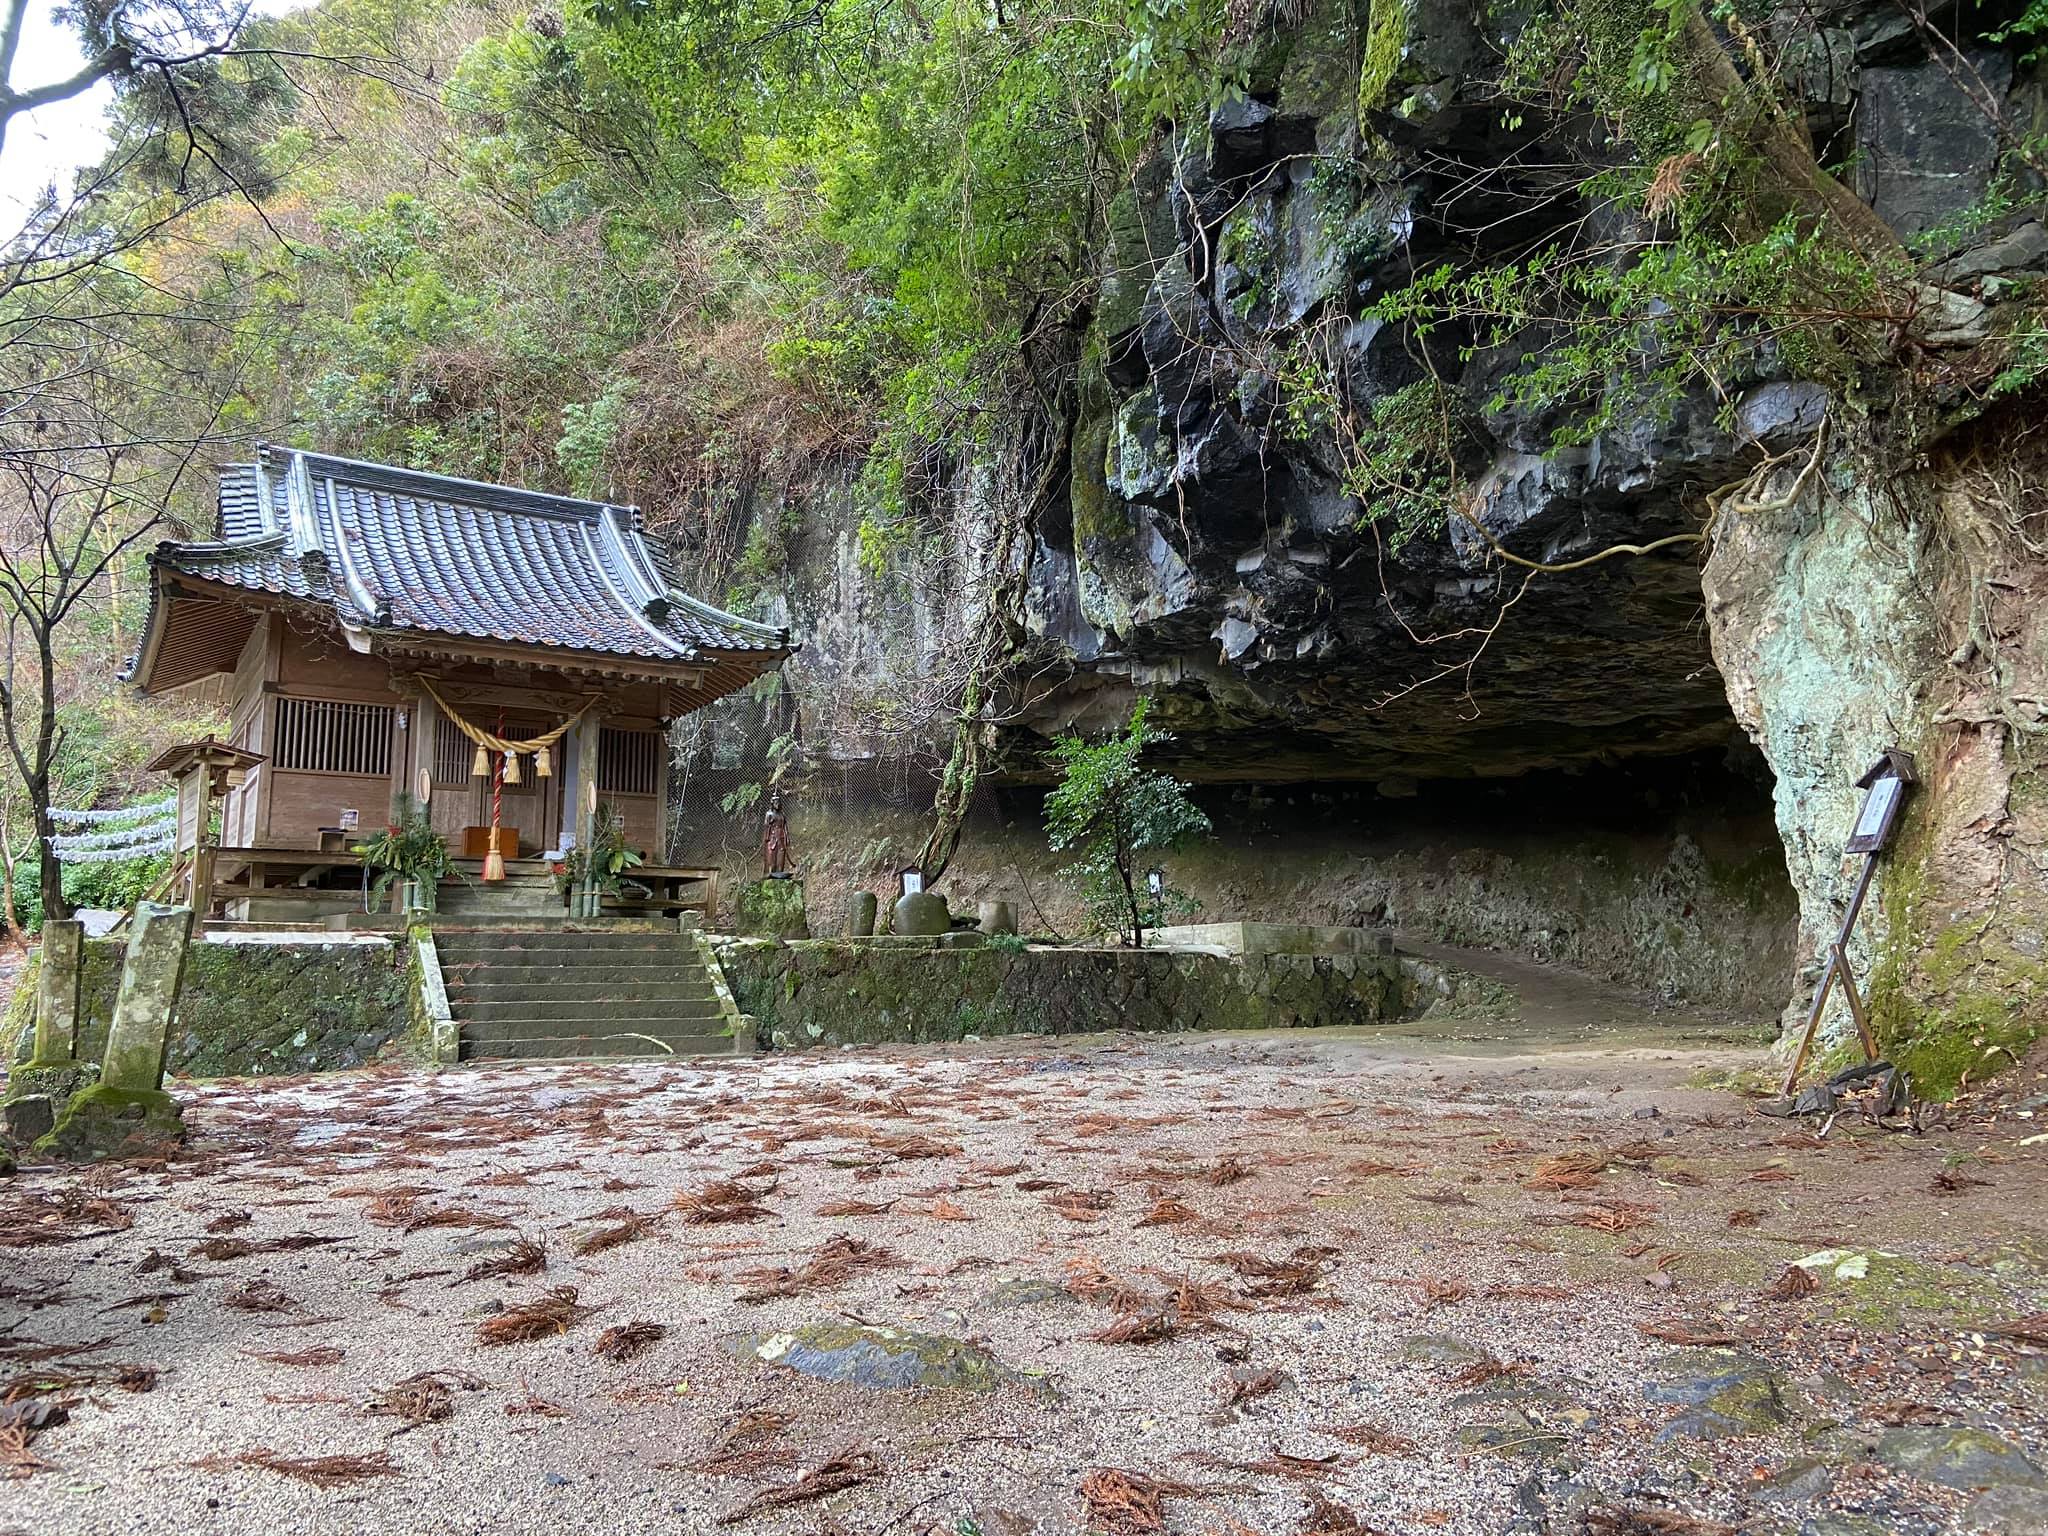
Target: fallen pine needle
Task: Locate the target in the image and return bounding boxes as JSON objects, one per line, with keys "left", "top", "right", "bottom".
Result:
{"left": 1761, "top": 1264, "right": 1820, "bottom": 1301}
{"left": 242, "top": 1346, "right": 344, "bottom": 1367}
{"left": 575, "top": 1214, "right": 657, "bottom": 1256}
{"left": 717, "top": 1447, "right": 878, "bottom": 1524}
{"left": 1134, "top": 1197, "right": 1195, "bottom": 1228}
{"left": 1637, "top": 1320, "right": 1745, "bottom": 1346}
{"left": 461, "top": 1237, "right": 548, "bottom": 1283}
{"left": 1582, "top": 1505, "right": 1736, "bottom": 1536}
{"left": 594, "top": 1321, "right": 666, "bottom": 1362}
{"left": 1077, "top": 1467, "right": 1196, "bottom": 1534}
{"left": 194, "top": 1448, "right": 400, "bottom": 1488}
{"left": 675, "top": 1181, "right": 773, "bottom": 1225}
{"left": 477, "top": 1287, "right": 587, "bottom": 1345}
{"left": 1324, "top": 1423, "right": 1417, "bottom": 1456}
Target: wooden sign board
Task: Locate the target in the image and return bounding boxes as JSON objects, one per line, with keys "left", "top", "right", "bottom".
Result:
{"left": 1845, "top": 748, "right": 1916, "bottom": 855}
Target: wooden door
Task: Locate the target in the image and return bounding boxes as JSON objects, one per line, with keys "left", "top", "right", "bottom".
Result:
{"left": 491, "top": 714, "right": 561, "bottom": 857}
{"left": 425, "top": 712, "right": 561, "bottom": 856}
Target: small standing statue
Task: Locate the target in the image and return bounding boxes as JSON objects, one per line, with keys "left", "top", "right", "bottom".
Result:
{"left": 761, "top": 792, "right": 795, "bottom": 878}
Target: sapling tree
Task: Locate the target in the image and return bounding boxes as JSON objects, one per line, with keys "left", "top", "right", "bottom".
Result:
{"left": 1043, "top": 700, "right": 1210, "bottom": 949}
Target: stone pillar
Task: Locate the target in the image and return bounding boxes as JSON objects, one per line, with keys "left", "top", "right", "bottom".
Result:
{"left": 5, "top": 920, "right": 93, "bottom": 1147}
{"left": 102, "top": 903, "right": 195, "bottom": 1092}
{"left": 976, "top": 900, "right": 1016, "bottom": 936}
{"left": 32, "top": 918, "right": 82, "bottom": 1064}
{"left": 38, "top": 903, "right": 195, "bottom": 1161}
{"left": 848, "top": 892, "right": 877, "bottom": 938}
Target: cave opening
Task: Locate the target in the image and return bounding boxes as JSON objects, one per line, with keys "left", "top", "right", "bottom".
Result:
{"left": 983, "top": 736, "right": 1799, "bottom": 1018}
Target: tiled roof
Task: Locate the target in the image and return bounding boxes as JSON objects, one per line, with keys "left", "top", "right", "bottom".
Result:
{"left": 145, "top": 447, "right": 788, "bottom": 667}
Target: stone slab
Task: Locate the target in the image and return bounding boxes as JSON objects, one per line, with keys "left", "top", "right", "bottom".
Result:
{"left": 32, "top": 918, "right": 82, "bottom": 1064}
{"left": 1150, "top": 920, "right": 1394, "bottom": 957}
{"left": 101, "top": 903, "right": 194, "bottom": 1093}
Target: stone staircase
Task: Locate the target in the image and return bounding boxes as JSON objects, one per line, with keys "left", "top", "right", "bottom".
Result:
{"left": 434, "top": 928, "right": 748, "bottom": 1062}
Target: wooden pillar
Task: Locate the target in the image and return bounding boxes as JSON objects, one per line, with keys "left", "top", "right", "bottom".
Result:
{"left": 190, "top": 844, "right": 217, "bottom": 916}
{"left": 574, "top": 710, "right": 606, "bottom": 854}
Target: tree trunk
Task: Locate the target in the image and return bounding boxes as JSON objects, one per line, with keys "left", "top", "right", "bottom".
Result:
{"left": 1676, "top": 9, "right": 1903, "bottom": 262}
{"left": 33, "top": 643, "right": 65, "bottom": 924}
{"left": 914, "top": 681, "right": 984, "bottom": 883}
{"left": 0, "top": 818, "right": 18, "bottom": 945}
{"left": 1116, "top": 811, "right": 1142, "bottom": 949}
{"left": 33, "top": 791, "right": 61, "bottom": 925}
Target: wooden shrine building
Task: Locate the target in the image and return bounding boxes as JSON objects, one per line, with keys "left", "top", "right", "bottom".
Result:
{"left": 123, "top": 446, "right": 791, "bottom": 918}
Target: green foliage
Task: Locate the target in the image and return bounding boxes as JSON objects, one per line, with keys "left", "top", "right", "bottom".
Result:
{"left": 351, "top": 794, "right": 453, "bottom": 901}
{"left": 557, "top": 802, "right": 646, "bottom": 895}
{"left": 557, "top": 378, "right": 638, "bottom": 498}
{"left": 1371, "top": 213, "right": 1881, "bottom": 449}
{"left": 9, "top": 851, "right": 175, "bottom": 934}
{"left": 1044, "top": 700, "right": 1210, "bottom": 946}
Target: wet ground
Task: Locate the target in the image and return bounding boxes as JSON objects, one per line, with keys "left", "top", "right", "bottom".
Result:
{"left": 1, "top": 996, "right": 2044, "bottom": 1536}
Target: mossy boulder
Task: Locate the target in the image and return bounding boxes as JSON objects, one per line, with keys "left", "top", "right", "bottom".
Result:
{"left": 723, "top": 1322, "right": 1033, "bottom": 1393}
{"left": 1793, "top": 1249, "right": 2014, "bottom": 1330}
{"left": 35, "top": 1082, "right": 185, "bottom": 1163}
{"left": 1875, "top": 1425, "right": 2046, "bottom": 1490}
{"left": 982, "top": 1278, "right": 1073, "bottom": 1311}
{"left": 1399, "top": 1333, "right": 1492, "bottom": 1366}
{"left": 1645, "top": 1349, "right": 1788, "bottom": 1440}
{"left": 735, "top": 878, "right": 810, "bottom": 940}
{"left": 3, "top": 1060, "right": 99, "bottom": 1147}
{"left": 1964, "top": 1484, "right": 2048, "bottom": 1533}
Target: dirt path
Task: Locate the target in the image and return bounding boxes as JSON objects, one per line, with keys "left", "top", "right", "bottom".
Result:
{"left": 1398, "top": 938, "right": 1764, "bottom": 1046}
{"left": 0, "top": 1023, "right": 2042, "bottom": 1536}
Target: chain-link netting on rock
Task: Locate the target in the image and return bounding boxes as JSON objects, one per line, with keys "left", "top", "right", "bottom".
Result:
{"left": 664, "top": 676, "right": 1013, "bottom": 929}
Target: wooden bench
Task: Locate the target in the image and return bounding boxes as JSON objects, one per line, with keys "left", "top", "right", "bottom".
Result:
{"left": 602, "top": 864, "right": 720, "bottom": 919}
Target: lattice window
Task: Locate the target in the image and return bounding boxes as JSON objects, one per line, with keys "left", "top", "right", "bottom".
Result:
{"left": 432, "top": 716, "right": 472, "bottom": 787}
{"left": 598, "top": 727, "right": 662, "bottom": 797}
{"left": 272, "top": 697, "right": 393, "bottom": 777}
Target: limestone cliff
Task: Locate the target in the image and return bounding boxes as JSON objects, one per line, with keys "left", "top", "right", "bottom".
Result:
{"left": 728, "top": 0, "right": 2046, "bottom": 1081}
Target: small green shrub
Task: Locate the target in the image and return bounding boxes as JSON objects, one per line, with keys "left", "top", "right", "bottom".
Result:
{"left": 1044, "top": 699, "right": 1211, "bottom": 948}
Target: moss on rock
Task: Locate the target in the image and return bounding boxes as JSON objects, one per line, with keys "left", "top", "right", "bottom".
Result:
{"left": 735, "top": 878, "right": 810, "bottom": 939}
{"left": 35, "top": 1082, "right": 185, "bottom": 1162}
{"left": 718, "top": 939, "right": 1404, "bottom": 1049}
{"left": 11, "top": 938, "right": 414, "bottom": 1079}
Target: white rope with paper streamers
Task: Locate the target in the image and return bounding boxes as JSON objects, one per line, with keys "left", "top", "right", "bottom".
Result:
{"left": 51, "top": 833, "right": 177, "bottom": 864}
{"left": 48, "top": 795, "right": 176, "bottom": 825}
{"left": 48, "top": 818, "right": 180, "bottom": 853}
{"left": 46, "top": 795, "right": 180, "bottom": 864}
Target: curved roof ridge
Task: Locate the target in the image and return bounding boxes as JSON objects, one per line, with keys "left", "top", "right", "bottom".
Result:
{"left": 260, "top": 442, "right": 630, "bottom": 524}
{"left": 662, "top": 588, "right": 788, "bottom": 644}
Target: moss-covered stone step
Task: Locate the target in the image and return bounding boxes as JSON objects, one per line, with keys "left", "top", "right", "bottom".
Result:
{"left": 460, "top": 1031, "right": 735, "bottom": 1061}
{"left": 433, "top": 933, "right": 699, "bottom": 956}
{"left": 440, "top": 962, "right": 718, "bottom": 988}
{"left": 447, "top": 983, "right": 717, "bottom": 1007}
{"left": 462, "top": 1024, "right": 729, "bottom": 1048}
{"left": 453, "top": 1002, "right": 727, "bottom": 1030}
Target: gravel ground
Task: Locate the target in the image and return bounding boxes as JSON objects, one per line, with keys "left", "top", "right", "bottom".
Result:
{"left": 0, "top": 1023, "right": 2044, "bottom": 1536}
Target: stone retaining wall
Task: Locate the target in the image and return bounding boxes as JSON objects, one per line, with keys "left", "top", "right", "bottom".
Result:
{"left": 716, "top": 938, "right": 1407, "bottom": 1050}
{"left": 5, "top": 937, "right": 418, "bottom": 1078}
